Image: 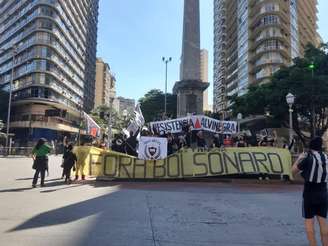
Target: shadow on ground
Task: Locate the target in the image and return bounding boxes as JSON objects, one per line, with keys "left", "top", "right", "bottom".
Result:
{"left": 7, "top": 192, "right": 118, "bottom": 232}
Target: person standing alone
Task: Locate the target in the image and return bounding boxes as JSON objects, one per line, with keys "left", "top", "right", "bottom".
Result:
{"left": 32, "top": 138, "right": 52, "bottom": 188}
{"left": 292, "top": 137, "right": 328, "bottom": 246}
{"left": 62, "top": 144, "right": 77, "bottom": 184}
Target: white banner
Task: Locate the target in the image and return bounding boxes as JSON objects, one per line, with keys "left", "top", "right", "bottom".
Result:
{"left": 138, "top": 137, "right": 167, "bottom": 160}
{"left": 124, "top": 103, "right": 145, "bottom": 137}
{"left": 150, "top": 115, "right": 236, "bottom": 135}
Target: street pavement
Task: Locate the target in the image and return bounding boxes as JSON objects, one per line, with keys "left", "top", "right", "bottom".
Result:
{"left": 0, "top": 156, "right": 317, "bottom": 246}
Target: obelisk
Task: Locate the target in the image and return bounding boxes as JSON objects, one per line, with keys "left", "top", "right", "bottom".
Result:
{"left": 173, "top": 0, "right": 209, "bottom": 117}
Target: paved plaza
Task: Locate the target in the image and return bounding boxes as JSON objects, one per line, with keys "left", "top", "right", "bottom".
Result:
{"left": 0, "top": 156, "right": 318, "bottom": 245}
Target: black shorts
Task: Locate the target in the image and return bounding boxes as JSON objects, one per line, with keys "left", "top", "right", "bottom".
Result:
{"left": 303, "top": 191, "right": 328, "bottom": 219}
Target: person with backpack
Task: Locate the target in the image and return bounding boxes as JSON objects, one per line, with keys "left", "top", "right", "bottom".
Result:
{"left": 292, "top": 136, "right": 328, "bottom": 246}
{"left": 62, "top": 144, "right": 77, "bottom": 184}
{"left": 32, "top": 138, "right": 52, "bottom": 188}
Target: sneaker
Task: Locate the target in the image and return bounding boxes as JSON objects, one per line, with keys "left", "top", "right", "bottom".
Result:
{"left": 75, "top": 175, "right": 79, "bottom": 181}
{"left": 32, "top": 184, "right": 36, "bottom": 188}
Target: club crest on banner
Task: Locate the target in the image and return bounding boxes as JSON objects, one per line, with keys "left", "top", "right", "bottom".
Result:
{"left": 144, "top": 139, "right": 161, "bottom": 159}
{"left": 138, "top": 137, "right": 168, "bottom": 160}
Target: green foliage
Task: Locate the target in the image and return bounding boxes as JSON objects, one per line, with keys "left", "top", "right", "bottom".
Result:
{"left": 230, "top": 43, "right": 328, "bottom": 140}
{"left": 90, "top": 105, "right": 131, "bottom": 131}
{"left": 204, "top": 110, "right": 221, "bottom": 120}
{"left": 138, "top": 89, "right": 177, "bottom": 122}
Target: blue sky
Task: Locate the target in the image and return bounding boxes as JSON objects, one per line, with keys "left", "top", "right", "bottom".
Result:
{"left": 97, "top": 0, "right": 328, "bottom": 104}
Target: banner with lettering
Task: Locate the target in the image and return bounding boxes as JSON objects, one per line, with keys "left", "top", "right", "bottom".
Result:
{"left": 149, "top": 115, "right": 237, "bottom": 135}
{"left": 138, "top": 137, "right": 168, "bottom": 160}
{"left": 77, "top": 147, "right": 292, "bottom": 180}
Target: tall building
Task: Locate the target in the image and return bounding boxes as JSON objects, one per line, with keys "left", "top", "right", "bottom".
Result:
{"left": 173, "top": 0, "right": 209, "bottom": 117}
{"left": 200, "top": 49, "right": 209, "bottom": 111}
{"left": 0, "top": 0, "right": 99, "bottom": 144}
{"left": 113, "top": 97, "right": 135, "bottom": 115}
{"left": 94, "top": 58, "right": 116, "bottom": 108}
{"left": 213, "top": 0, "right": 319, "bottom": 114}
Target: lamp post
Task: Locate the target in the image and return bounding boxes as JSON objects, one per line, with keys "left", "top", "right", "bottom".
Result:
{"left": 237, "top": 113, "right": 243, "bottom": 133}
{"left": 162, "top": 57, "right": 172, "bottom": 118}
{"left": 286, "top": 93, "right": 295, "bottom": 148}
{"left": 309, "top": 61, "right": 316, "bottom": 137}
{"left": 2, "top": 46, "right": 17, "bottom": 154}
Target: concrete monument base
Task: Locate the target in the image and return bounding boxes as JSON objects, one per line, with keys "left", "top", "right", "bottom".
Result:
{"left": 173, "top": 80, "right": 209, "bottom": 117}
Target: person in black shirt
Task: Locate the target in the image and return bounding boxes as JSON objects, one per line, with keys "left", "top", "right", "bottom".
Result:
{"left": 167, "top": 132, "right": 174, "bottom": 155}
{"left": 235, "top": 136, "right": 248, "bottom": 147}
{"left": 213, "top": 134, "right": 223, "bottom": 148}
{"left": 125, "top": 130, "right": 139, "bottom": 157}
{"left": 292, "top": 137, "right": 328, "bottom": 246}
{"left": 62, "top": 144, "right": 77, "bottom": 184}
{"left": 196, "top": 130, "right": 206, "bottom": 148}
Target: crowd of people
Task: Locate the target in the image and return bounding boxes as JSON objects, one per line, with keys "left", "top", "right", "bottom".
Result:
{"left": 30, "top": 125, "right": 295, "bottom": 187}
{"left": 29, "top": 131, "right": 328, "bottom": 246}
{"left": 31, "top": 136, "right": 85, "bottom": 187}
{"left": 110, "top": 122, "right": 294, "bottom": 157}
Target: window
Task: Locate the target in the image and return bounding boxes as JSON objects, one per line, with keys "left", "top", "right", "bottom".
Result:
{"left": 31, "top": 87, "right": 39, "bottom": 97}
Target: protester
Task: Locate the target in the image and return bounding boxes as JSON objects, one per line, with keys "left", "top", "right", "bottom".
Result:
{"left": 283, "top": 138, "right": 295, "bottom": 151}
{"left": 61, "top": 136, "right": 69, "bottom": 179}
{"left": 112, "top": 137, "right": 125, "bottom": 153}
{"left": 31, "top": 138, "right": 52, "bottom": 188}
{"left": 172, "top": 135, "right": 179, "bottom": 153}
{"left": 125, "top": 130, "right": 139, "bottom": 156}
{"left": 177, "top": 135, "right": 186, "bottom": 149}
{"left": 196, "top": 130, "right": 206, "bottom": 148}
{"left": 292, "top": 137, "right": 328, "bottom": 246}
{"left": 62, "top": 144, "right": 77, "bottom": 184}
{"left": 182, "top": 122, "right": 192, "bottom": 148}
{"left": 223, "top": 135, "right": 233, "bottom": 147}
{"left": 235, "top": 136, "right": 248, "bottom": 147}
{"left": 213, "top": 134, "right": 223, "bottom": 148}
{"left": 167, "top": 132, "right": 174, "bottom": 155}
{"left": 75, "top": 142, "right": 86, "bottom": 181}
{"left": 258, "top": 136, "right": 268, "bottom": 146}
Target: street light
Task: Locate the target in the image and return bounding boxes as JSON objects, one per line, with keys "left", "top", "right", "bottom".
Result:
{"left": 162, "top": 57, "right": 172, "bottom": 118}
{"left": 286, "top": 93, "right": 295, "bottom": 148}
{"left": 237, "top": 113, "right": 243, "bottom": 133}
{"left": 309, "top": 61, "right": 316, "bottom": 137}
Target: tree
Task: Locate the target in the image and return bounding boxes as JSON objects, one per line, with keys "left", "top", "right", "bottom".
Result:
{"left": 91, "top": 105, "right": 130, "bottom": 132}
{"left": 139, "top": 89, "right": 177, "bottom": 122}
{"left": 230, "top": 43, "right": 328, "bottom": 141}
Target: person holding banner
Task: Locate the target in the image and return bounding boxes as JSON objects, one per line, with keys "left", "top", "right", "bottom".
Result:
{"left": 292, "top": 137, "right": 328, "bottom": 246}
{"left": 125, "top": 130, "right": 139, "bottom": 157}
{"left": 196, "top": 131, "right": 206, "bottom": 148}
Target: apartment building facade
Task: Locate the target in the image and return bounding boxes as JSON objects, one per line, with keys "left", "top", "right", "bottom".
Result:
{"left": 0, "top": 0, "right": 99, "bottom": 144}
{"left": 94, "top": 58, "right": 116, "bottom": 109}
{"left": 213, "top": 0, "right": 319, "bottom": 115}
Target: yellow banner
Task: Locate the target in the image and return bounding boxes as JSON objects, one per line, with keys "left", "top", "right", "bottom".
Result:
{"left": 74, "top": 147, "right": 292, "bottom": 180}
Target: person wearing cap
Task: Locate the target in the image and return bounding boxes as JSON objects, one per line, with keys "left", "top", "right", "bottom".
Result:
{"left": 292, "top": 136, "right": 328, "bottom": 246}
{"left": 31, "top": 138, "right": 52, "bottom": 187}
